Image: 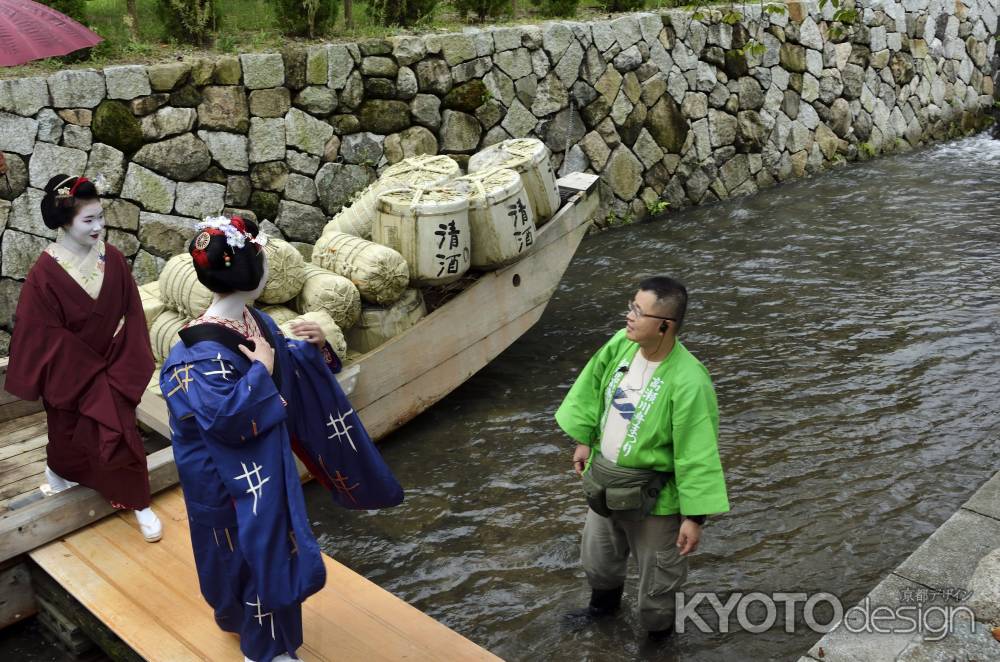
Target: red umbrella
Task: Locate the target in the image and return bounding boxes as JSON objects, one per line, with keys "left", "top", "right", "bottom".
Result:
{"left": 0, "top": 0, "right": 103, "bottom": 67}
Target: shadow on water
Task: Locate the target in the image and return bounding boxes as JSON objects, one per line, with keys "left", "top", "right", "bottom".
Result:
{"left": 316, "top": 133, "right": 995, "bottom": 661}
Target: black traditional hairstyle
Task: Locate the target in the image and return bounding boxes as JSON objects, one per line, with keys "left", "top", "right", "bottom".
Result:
{"left": 40, "top": 174, "right": 100, "bottom": 230}
{"left": 189, "top": 216, "right": 267, "bottom": 294}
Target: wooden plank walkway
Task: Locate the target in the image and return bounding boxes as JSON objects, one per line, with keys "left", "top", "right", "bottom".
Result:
{"left": 30, "top": 485, "right": 501, "bottom": 662}
{"left": 0, "top": 411, "right": 48, "bottom": 512}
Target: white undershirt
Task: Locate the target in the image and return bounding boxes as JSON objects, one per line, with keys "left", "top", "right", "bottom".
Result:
{"left": 600, "top": 352, "right": 662, "bottom": 462}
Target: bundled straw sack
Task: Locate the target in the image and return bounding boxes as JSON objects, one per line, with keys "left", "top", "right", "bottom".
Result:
{"left": 346, "top": 289, "right": 427, "bottom": 354}
{"left": 295, "top": 263, "right": 362, "bottom": 329}
{"left": 260, "top": 237, "right": 306, "bottom": 305}
{"left": 312, "top": 230, "right": 409, "bottom": 305}
{"left": 323, "top": 155, "right": 460, "bottom": 239}
{"left": 279, "top": 310, "right": 347, "bottom": 359}
{"left": 260, "top": 305, "right": 299, "bottom": 326}
{"left": 150, "top": 309, "right": 190, "bottom": 364}
{"left": 138, "top": 281, "right": 166, "bottom": 330}
{"left": 159, "top": 253, "right": 213, "bottom": 318}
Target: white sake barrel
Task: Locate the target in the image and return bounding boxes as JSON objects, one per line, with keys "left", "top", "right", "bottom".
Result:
{"left": 452, "top": 168, "right": 536, "bottom": 269}
{"left": 150, "top": 309, "right": 190, "bottom": 364}
{"left": 312, "top": 231, "right": 409, "bottom": 305}
{"left": 373, "top": 185, "right": 471, "bottom": 286}
{"left": 323, "top": 155, "right": 460, "bottom": 240}
{"left": 159, "top": 253, "right": 213, "bottom": 319}
{"left": 294, "top": 263, "right": 362, "bottom": 329}
{"left": 468, "top": 138, "right": 560, "bottom": 224}
{"left": 279, "top": 310, "right": 347, "bottom": 359}
{"left": 345, "top": 289, "right": 427, "bottom": 354}
{"left": 138, "top": 281, "right": 166, "bottom": 330}
{"left": 259, "top": 237, "right": 306, "bottom": 305}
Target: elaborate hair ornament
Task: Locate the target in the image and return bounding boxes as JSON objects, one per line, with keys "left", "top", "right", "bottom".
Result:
{"left": 195, "top": 215, "right": 269, "bottom": 250}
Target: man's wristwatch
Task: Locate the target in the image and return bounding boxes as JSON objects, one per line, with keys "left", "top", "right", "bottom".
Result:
{"left": 683, "top": 515, "right": 707, "bottom": 525}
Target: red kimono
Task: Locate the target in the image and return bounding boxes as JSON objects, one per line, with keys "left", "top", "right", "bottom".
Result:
{"left": 5, "top": 244, "right": 155, "bottom": 509}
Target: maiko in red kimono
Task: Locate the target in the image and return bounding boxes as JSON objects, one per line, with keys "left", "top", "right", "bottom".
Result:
{"left": 5, "top": 244, "right": 155, "bottom": 509}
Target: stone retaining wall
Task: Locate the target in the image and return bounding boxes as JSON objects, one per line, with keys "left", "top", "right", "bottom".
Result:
{"left": 0, "top": 0, "right": 997, "bottom": 352}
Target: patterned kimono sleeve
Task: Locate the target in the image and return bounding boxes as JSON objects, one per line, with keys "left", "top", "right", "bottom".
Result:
{"left": 165, "top": 356, "right": 289, "bottom": 446}
{"left": 671, "top": 375, "right": 730, "bottom": 516}
{"left": 555, "top": 330, "right": 627, "bottom": 446}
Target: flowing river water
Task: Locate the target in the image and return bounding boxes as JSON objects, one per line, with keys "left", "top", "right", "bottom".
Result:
{"left": 304, "top": 134, "right": 1000, "bottom": 662}
{"left": 3, "top": 135, "right": 999, "bottom": 662}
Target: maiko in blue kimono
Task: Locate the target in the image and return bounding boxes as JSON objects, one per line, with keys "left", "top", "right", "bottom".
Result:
{"left": 159, "top": 216, "right": 402, "bottom": 662}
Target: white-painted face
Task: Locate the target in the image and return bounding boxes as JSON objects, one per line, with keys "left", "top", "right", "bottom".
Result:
{"left": 64, "top": 200, "right": 105, "bottom": 249}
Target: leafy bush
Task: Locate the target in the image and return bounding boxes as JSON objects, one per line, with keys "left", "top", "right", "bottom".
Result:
{"left": 602, "top": 0, "right": 644, "bottom": 11}
{"left": 454, "top": 0, "right": 510, "bottom": 22}
{"left": 40, "top": 0, "right": 87, "bottom": 21}
{"left": 274, "top": 0, "right": 339, "bottom": 38}
{"left": 531, "top": 0, "right": 580, "bottom": 18}
{"left": 156, "top": 0, "right": 218, "bottom": 45}
{"left": 367, "top": 0, "right": 438, "bottom": 26}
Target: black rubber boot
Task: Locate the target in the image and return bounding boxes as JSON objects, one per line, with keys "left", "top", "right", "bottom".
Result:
{"left": 563, "top": 586, "right": 625, "bottom": 629}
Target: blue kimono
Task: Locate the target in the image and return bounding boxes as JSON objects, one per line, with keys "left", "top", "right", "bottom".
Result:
{"left": 160, "top": 309, "right": 402, "bottom": 662}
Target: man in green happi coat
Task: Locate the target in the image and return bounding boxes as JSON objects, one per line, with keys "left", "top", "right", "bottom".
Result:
{"left": 556, "top": 276, "right": 730, "bottom": 640}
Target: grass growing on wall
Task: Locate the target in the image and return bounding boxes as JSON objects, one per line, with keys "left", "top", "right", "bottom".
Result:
{"left": 2, "top": 0, "right": 695, "bottom": 77}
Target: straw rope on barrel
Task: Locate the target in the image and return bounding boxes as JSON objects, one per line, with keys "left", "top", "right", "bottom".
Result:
{"left": 451, "top": 167, "right": 536, "bottom": 269}
{"left": 468, "top": 138, "right": 561, "bottom": 223}
{"left": 312, "top": 230, "right": 409, "bottom": 305}
{"left": 159, "top": 254, "right": 214, "bottom": 319}
{"left": 279, "top": 310, "right": 347, "bottom": 359}
{"left": 138, "top": 281, "right": 166, "bottom": 330}
{"left": 323, "top": 155, "right": 461, "bottom": 240}
{"left": 259, "top": 237, "right": 306, "bottom": 305}
{"left": 345, "top": 288, "right": 427, "bottom": 354}
{"left": 150, "top": 309, "right": 190, "bottom": 364}
{"left": 260, "top": 305, "right": 299, "bottom": 326}
{"left": 295, "top": 263, "right": 362, "bottom": 329}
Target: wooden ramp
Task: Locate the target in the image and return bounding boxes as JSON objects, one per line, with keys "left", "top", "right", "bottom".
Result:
{"left": 30, "top": 486, "right": 501, "bottom": 662}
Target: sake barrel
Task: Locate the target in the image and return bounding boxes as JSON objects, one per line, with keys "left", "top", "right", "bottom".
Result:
{"left": 324, "top": 155, "right": 460, "bottom": 240}
{"left": 260, "top": 305, "right": 299, "bottom": 326}
{"left": 159, "top": 253, "right": 213, "bottom": 318}
{"left": 295, "top": 263, "right": 362, "bottom": 329}
{"left": 279, "top": 310, "right": 347, "bottom": 359}
{"left": 138, "top": 281, "right": 166, "bottom": 330}
{"left": 312, "top": 231, "right": 409, "bottom": 305}
{"left": 345, "top": 289, "right": 427, "bottom": 354}
{"left": 260, "top": 237, "right": 307, "bottom": 304}
{"left": 373, "top": 185, "right": 471, "bottom": 287}
{"left": 452, "top": 168, "right": 537, "bottom": 269}
{"left": 468, "top": 138, "right": 560, "bottom": 224}
{"left": 150, "top": 309, "right": 190, "bottom": 364}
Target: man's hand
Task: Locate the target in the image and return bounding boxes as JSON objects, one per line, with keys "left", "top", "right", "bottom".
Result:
{"left": 676, "top": 518, "right": 702, "bottom": 556}
{"left": 289, "top": 320, "right": 326, "bottom": 347}
{"left": 572, "top": 444, "right": 591, "bottom": 475}
{"left": 239, "top": 336, "right": 275, "bottom": 375}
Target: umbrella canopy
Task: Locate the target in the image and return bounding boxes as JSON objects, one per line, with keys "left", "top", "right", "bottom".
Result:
{"left": 0, "top": 0, "right": 103, "bottom": 67}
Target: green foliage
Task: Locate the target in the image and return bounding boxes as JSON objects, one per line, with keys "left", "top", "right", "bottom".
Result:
{"left": 858, "top": 141, "right": 876, "bottom": 158}
{"left": 454, "top": 0, "right": 511, "bottom": 22}
{"left": 273, "top": 0, "right": 339, "bottom": 37}
{"left": 646, "top": 199, "right": 670, "bottom": 215}
{"left": 531, "top": 0, "right": 580, "bottom": 18}
{"left": 156, "top": 0, "right": 218, "bottom": 45}
{"left": 40, "top": 0, "right": 88, "bottom": 21}
{"left": 603, "top": 0, "right": 645, "bottom": 11}
{"left": 367, "top": 0, "right": 438, "bottom": 26}
{"left": 819, "top": 0, "right": 858, "bottom": 39}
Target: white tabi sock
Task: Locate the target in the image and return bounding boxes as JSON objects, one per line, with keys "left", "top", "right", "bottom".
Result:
{"left": 134, "top": 507, "right": 162, "bottom": 542}
{"left": 42, "top": 465, "right": 78, "bottom": 493}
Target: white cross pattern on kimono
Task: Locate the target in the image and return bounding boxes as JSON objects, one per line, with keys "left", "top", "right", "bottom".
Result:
{"left": 246, "top": 595, "right": 276, "bottom": 640}
{"left": 234, "top": 461, "right": 270, "bottom": 515}
{"left": 326, "top": 409, "right": 358, "bottom": 452}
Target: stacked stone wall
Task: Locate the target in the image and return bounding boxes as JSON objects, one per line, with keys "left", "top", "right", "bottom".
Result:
{"left": 0, "top": 0, "right": 996, "bottom": 352}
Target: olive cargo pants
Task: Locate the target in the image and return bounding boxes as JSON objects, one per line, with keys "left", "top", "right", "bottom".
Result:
{"left": 580, "top": 509, "right": 688, "bottom": 631}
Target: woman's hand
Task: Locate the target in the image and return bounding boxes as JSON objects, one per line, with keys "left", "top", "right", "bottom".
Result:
{"left": 239, "top": 336, "right": 275, "bottom": 375}
{"left": 289, "top": 320, "right": 326, "bottom": 347}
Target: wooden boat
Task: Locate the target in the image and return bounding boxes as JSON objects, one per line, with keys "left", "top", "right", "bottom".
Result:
{"left": 0, "top": 172, "right": 599, "bottom": 564}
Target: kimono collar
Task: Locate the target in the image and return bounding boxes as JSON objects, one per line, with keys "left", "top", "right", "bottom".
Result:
{"left": 179, "top": 307, "right": 283, "bottom": 390}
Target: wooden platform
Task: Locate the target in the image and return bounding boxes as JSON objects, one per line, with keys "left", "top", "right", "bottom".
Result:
{"left": 30, "top": 485, "right": 501, "bottom": 661}
{"left": 0, "top": 411, "right": 48, "bottom": 512}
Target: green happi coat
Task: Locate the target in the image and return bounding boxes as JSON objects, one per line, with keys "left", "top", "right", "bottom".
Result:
{"left": 556, "top": 330, "right": 730, "bottom": 517}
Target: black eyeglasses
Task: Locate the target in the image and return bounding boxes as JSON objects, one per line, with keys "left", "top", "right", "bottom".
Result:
{"left": 626, "top": 301, "right": 676, "bottom": 323}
